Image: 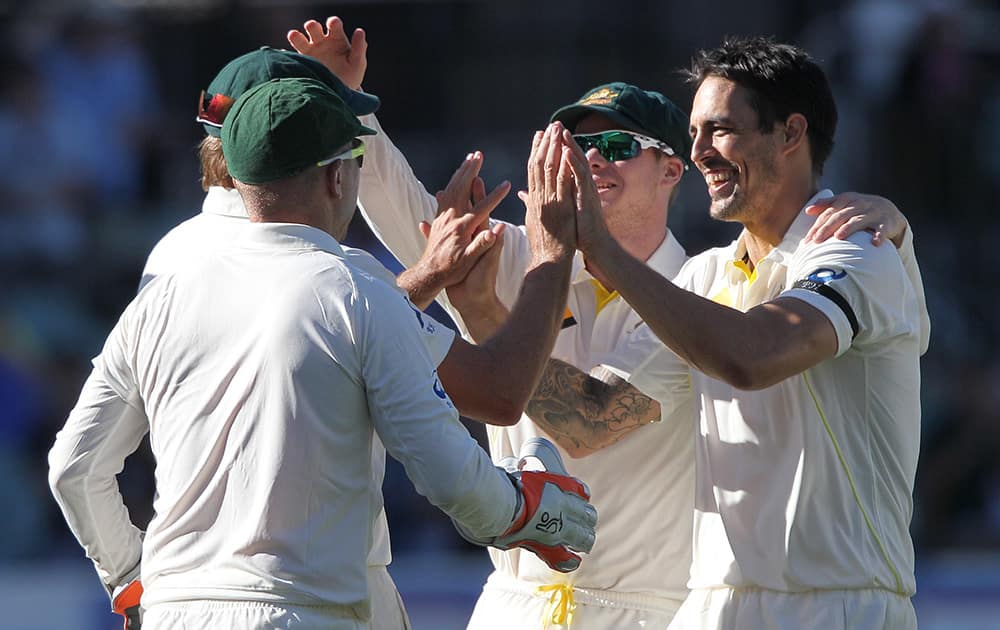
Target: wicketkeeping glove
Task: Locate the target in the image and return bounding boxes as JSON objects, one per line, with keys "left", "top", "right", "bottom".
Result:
{"left": 110, "top": 568, "right": 143, "bottom": 629}
{"left": 458, "top": 437, "right": 597, "bottom": 572}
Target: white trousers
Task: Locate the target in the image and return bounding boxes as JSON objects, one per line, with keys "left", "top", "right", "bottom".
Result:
{"left": 143, "top": 566, "right": 409, "bottom": 630}
{"left": 466, "top": 572, "right": 682, "bottom": 629}
{"left": 667, "top": 587, "right": 917, "bottom": 630}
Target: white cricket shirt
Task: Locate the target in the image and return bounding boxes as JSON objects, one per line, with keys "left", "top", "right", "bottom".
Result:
{"left": 138, "top": 186, "right": 455, "bottom": 569}
{"left": 629, "top": 191, "right": 927, "bottom": 595}
{"left": 49, "top": 223, "right": 516, "bottom": 617}
{"left": 358, "top": 114, "right": 696, "bottom": 603}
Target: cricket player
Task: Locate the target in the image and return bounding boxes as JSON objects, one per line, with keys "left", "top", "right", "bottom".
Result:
{"left": 563, "top": 37, "right": 929, "bottom": 629}
{"left": 133, "top": 43, "right": 572, "bottom": 629}
{"left": 287, "top": 16, "right": 922, "bottom": 630}
{"left": 48, "top": 78, "right": 598, "bottom": 629}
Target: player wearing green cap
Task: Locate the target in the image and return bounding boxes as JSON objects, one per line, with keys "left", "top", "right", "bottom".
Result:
{"left": 288, "top": 17, "right": 924, "bottom": 630}
{"left": 99, "top": 39, "right": 595, "bottom": 629}
{"left": 49, "top": 76, "right": 598, "bottom": 629}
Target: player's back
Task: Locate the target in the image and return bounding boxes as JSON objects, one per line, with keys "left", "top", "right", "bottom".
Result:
{"left": 134, "top": 222, "right": 378, "bottom": 614}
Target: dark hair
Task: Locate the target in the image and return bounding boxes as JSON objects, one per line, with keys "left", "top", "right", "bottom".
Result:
{"left": 684, "top": 36, "right": 837, "bottom": 176}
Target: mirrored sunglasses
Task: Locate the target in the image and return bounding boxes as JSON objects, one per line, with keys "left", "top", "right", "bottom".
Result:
{"left": 572, "top": 129, "right": 680, "bottom": 164}
{"left": 195, "top": 90, "right": 234, "bottom": 128}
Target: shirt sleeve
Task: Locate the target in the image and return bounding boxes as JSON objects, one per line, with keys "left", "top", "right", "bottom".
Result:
{"left": 356, "top": 113, "right": 443, "bottom": 269}
{"left": 47, "top": 310, "right": 148, "bottom": 594}
{"left": 895, "top": 222, "right": 931, "bottom": 355}
{"left": 342, "top": 245, "right": 456, "bottom": 366}
{"left": 355, "top": 276, "right": 518, "bottom": 539}
{"left": 595, "top": 323, "right": 692, "bottom": 420}
{"left": 781, "top": 231, "right": 923, "bottom": 357}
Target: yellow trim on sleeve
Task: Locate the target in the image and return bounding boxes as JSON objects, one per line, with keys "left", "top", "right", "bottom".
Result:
{"left": 537, "top": 583, "right": 576, "bottom": 628}
{"left": 802, "top": 371, "right": 904, "bottom": 594}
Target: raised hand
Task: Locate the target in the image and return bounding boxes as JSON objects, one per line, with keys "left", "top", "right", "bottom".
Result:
{"left": 287, "top": 16, "right": 368, "bottom": 90}
{"left": 446, "top": 225, "right": 505, "bottom": 319}
{"left": 561, "top": 126, "right": 609, "bottom": 257}
{"left": 804, "top": 193, "right": 908, "bottom": 248}
{"left": 520, "top": 123, "right": 577, "bottom": 266}
{"left": 397, "top": 154, "right": 509, "bottom": 308}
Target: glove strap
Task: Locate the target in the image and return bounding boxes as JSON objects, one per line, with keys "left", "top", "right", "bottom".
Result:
{"left": 502, "top": 470, "right": 589, "bottom": 537}
{"left": 112, "top": 579, "right": 143, "bottom": 627}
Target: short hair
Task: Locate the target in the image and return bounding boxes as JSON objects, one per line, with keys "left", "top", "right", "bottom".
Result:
{"left": 685, "top": 36, "right": 837, "bottom": 176}
{"left": 198, "top": 135, "right": 233, "bottom": 191}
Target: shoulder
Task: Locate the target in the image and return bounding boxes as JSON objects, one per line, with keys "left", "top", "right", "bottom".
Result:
{"left": 674, "top": 242, "right": 736, "bottom": 290}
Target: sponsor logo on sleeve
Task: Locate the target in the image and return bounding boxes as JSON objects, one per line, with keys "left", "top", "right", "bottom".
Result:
{"left": 792, "top": 268, "right": 859, "bottom": 338}
{"left": 806, "top": 268, "right": 847, "bottom": 284}
{"left": 432, "top": 373, "right": 453, "bottom": 408}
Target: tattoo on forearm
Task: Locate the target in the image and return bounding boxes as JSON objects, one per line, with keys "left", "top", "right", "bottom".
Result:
{"left": 526, "top": 358, "right": 659, "bottom": 453}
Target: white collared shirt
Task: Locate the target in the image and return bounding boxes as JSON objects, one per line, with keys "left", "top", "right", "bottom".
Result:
{"left": 49, "top": 223, "right": 511, "bottom": 616}
{"left": 136, "top": 186, "right": 454, "bottom": 570}
{"left": 358, "top": 113, "right": 695, "bottom": 602}
{"left": 631, "top": 190, "right": 927, "bottom": 594}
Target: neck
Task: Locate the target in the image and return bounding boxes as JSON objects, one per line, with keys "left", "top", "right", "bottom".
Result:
{"left": 585, "top": 224, "right": 668, "bottom": 292}
{"left": 742, "top": 178, "right": 817, "bottom": 266}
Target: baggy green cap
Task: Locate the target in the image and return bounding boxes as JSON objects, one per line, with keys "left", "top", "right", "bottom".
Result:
{"left": 222, "top": 77, "right": 376, "bottom": 185}
{"left": 550, "top": 82, "right": 693, "bottom": 167}
{"left": 197, "top": 46, "right": 380, "bottom": 138}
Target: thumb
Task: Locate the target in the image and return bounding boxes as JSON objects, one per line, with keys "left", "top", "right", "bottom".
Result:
{"left": 418, "top": 221, "right": 431, "bottom": 239}
{"left": 465, "top": 227, "right": 497, "bottom": 258}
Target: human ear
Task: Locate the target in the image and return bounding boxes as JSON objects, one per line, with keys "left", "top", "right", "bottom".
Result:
{"left": 661, "top": 156, "right": 685, "bottom": 188}
{"left": 325, "top": 161, "right": 344, "bottom": 199}
{"left": 782, "top": 113, "right": 808, "bottom": 153}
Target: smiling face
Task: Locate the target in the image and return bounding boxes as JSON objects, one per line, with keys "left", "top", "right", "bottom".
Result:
{"left": 689, "top": 76, "right": 784, "bottom": 225}
{"left": 573, "top": 113, "right": 679, "bottom": 237}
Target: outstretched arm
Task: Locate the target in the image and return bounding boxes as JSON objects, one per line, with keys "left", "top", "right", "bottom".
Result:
{"left": 289, "top": 17, "right": 531, "bottom": 317}
{"left": 569, "top": 130, "right": 839, "bottom": 390}
{"left": 436, "top": 125, "right": 578, "bottom": 425}
{"left": 804, "top": 193, "right": 907, "bottom": 247}
{"left": 397, "top": 155, "right": 509, "bottom": 309}
{"left": 526, "top": 360, "right": 660, "bottom": 458}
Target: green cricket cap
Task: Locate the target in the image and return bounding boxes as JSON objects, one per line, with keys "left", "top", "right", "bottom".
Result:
{"left": 550, "top": 82, "right": 693, "bottom": 167}
{"left": 197, "top": 46, "right": 380, "bottom": 138}
{"left": 222, "top": 77, "right": 376, "bottom": 185}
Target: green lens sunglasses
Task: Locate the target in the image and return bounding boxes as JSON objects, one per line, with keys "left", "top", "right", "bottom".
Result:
{"left": 317, "top": 138, "right": 366, "bottom": 168}
{"left": 572, "top": 129, "right": 683, "bottom": 166}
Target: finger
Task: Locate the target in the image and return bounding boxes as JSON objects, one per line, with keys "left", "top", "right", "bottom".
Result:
{"left": 834, "top": 215, "right": 879, "bottom": 241}
{"left": 564, "top": 131, "right": 591, "bottom": 190}
{"left": 287, "top": 29, "right": 309, "bottom": 52}
{"left": 556, "top": 146, "right": 574, "bottom": 203}
{"left": 517, "top": 190, "right": 529, "bottom": 206}
{"left": 418, "top": 221, "right": 431, "bottom": 240}
{"left": 303, "top": 19, "right": 326, "bottom": 43}
{"left": 464, "top": 227, "right": 498, "bottom": 260}
{"left": 472, "top": 176, "right": 486, "bottom": 205}
{"left": 324, "top": 15, "right": 348, "bottom": 41}
{"left": 810, "top": 207, "right": 858, "bottom": 243}
{"left": 544, "top": 123, "right": 564, "bottom": 192}
{"left": 350, "top": 27, "right": 368, "bottom": 60}
{"left": 562, "top": 127, "right": 590, "bottom": 174}
{"left": 441, "top": 154, "right": 480, "bottom": 209}
{"left": 527, "top": 130, "right": 545, "bottom": 196}
{"left": 824, "top": 214, "right": 868, "bottom": 242}
{"left": 471, "top": 180, "right": 511, "bottom": 223}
